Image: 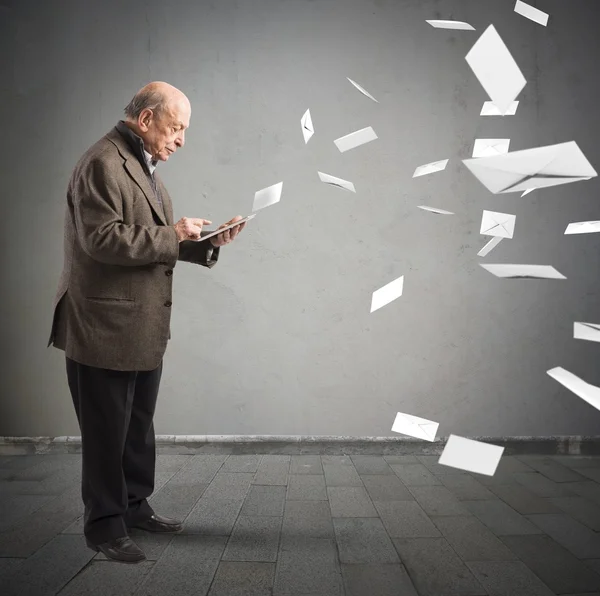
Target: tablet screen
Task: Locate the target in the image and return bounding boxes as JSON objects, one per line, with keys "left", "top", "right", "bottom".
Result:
{"left": 196, "top": 213, "right": 256, "bottom": 242}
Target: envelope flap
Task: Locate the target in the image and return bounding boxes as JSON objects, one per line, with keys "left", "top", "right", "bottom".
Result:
{"left": 532, "top": 142, "right": 596, "bottom": 177}
{"left": 465, "top": 149, "right": 558, "bottom": 176}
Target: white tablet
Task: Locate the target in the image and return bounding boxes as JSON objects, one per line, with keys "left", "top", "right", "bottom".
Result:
{"left": 196, "top": 213, "right": 256, "bottom": 242}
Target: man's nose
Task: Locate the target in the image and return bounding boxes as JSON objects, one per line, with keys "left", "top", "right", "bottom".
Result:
{"left": 175, "top": 133, "right": 185, "bottom": 148}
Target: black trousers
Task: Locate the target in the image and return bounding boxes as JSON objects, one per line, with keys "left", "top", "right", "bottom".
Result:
{"left": 65, "top": 356, "right": 163, "bottom": 545}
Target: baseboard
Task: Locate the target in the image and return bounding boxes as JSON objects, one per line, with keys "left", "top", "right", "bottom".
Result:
{"left": 1, "top": 435, "right": 600, "bottom": 456}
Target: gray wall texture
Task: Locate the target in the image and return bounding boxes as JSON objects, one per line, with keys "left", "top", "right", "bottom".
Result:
{"left": 1, "top": 0, "right": 599, "bottom": 438}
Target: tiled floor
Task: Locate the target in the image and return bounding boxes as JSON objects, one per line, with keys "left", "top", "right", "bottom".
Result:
{"left": 2, "top": 453, "right": 600, "bottom": 595}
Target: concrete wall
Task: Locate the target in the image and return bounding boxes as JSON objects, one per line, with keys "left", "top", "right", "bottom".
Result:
{"left": 1, "top": 0, "right": 600, "bottom": 437}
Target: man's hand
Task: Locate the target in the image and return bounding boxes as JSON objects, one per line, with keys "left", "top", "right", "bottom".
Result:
{"left": 173, "top": 217, "right": 212, "bottom": 243}
{"left": 209, "top": 215, "right": 247, "bottom": 247}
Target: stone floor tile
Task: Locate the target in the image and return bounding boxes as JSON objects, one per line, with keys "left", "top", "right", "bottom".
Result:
{"left": 222, "top": 516, "right": 281, "bottom": 562}
{"left": 207, "top": 561, "right": 275, "bottom": 596}
{"left": 389, "top": 463, "right": 442, "bottom": 486}
{"left": 273, "top": 538, "right": 343, "bottom": 595}
{"left": 500, "top": 534, "right": 600, "bottom": 594}
{"left": 361, "top": 474, "right": 414, "bottom": 501}
{"left": 467, "top": 560, "right": 555, "bottom": 595}
{"left": 463, "top": 500, "right": 543, "bottom": 536}
{"left": 527, "top": 513, "right": 600, "bottom": 559}
{"left": 342, "top": 563, "right": 418, "bottom": 596}
{"left": 432, "top": 515, "right": 517, "bottom": 561}
{"left": 408, "top": 485, "right": 470, "bottom": 516}
{"left": 374, "top": 500, "right": 441, "bottom": 538}
{"left": 327, "top": 486, "right": 378, "bottom": 517}
{"left": 393, "top": 537, "right": 486, "bottom": 596}
{"left": 241, "top": 485, "right": 286, "bottom": 517}
{"left": 487, "top": 483, "right": 562, "bottom": 515}
{"left": 333, "top": 517, "right": 399, "bottom": 564}
{"left": 350, "top": 456, "right": 393, "bottom": 475}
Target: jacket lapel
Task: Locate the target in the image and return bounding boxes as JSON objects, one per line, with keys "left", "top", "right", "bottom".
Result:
{"left": 106, "top": 128, "right": 169, "bottom": 226}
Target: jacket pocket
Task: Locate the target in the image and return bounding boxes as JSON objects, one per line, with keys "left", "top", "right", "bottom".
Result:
{"left": 85, "top": 296, "right": 135, "bottom": 304}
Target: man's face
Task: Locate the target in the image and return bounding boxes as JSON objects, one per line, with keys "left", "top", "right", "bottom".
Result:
{"left": 138, "top": 99, "right": 191, "bottom": 162}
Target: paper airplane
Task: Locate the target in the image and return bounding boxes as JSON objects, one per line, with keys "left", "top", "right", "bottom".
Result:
{"left": 472, "top": 139, "right": 511, "bottom": 158}
{"left": 481, "top": 101, "right": 519, "bottom": 116}
{"left": 317, "top": 171, "right": 356, "bottom": 193}
{"left": 521, "top": 188, "right": 535, "bottom": 197}
{"left": 463, "top": 141, "right": 598, "bottom": 194}
{"left": 391, "top": 412, "right": 439, "bottom": 441}
{"left": 417, "top": 205, "right": 454, "bottom": 215}
{"left": 426, "top": 20, "right": 475, "bottom": 30}
{"left": 465, "top": 25, "right": 526, "bottom": 115}
{"left": 347, "top": 77, "right": 379, "bottom": 103}
{"left": 574, "top": 322, "right": 600, "bottom": 343}
{"left": 301, "top": 109, "right": 314, "bottom": 144}
{"left": 413, "top": 159, "right": 449, "bottom": 178}
{"left": 514, "top": 0, "right": 549, "bottom": 26}
{"left": 479, "top": 263, "right": 566, "bottom": 279}
{"left": 477, "top": 236, "right": 503, "bottom": 257}
{"left": 371, "top": 276, "right": 404, "bottom": 313}
{"left": 480, "top": 210, "right": 516, "bottom": 239}
{"left": 252, "top": 182, "right": 283, "bottom": 212}
{"left": 565, "top": 221, "right": 600, "bottom": 235}
{"left": 547, "top": 367, "right": 600, "bottom": 413}
{"left": 334, "top": 126, "right": 378, "bottom": 153}
{"left": 439, "top": 435, "right": 504, "bottom": 476}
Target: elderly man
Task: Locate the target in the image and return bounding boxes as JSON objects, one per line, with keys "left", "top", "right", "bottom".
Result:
{"left": 47, "top": 82, "right": 246, "bottom": 563}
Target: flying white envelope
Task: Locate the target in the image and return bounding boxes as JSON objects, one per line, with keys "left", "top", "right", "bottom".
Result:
{"left": 472, "top": 138, "right": 511, "bottom": 158}
{"left": 465, "top": 25, "right": 526, "bottom": 115}
{"left": 252, "top": 182, "right": 283, "bottom": 212}
{"left": 391, "top": 412, "right": 439, "bottom": 442}
{"left": 334, "top": 127, "right": 378, "bottom": 153}
{"left": 463, "top": 141, "right": 598, "bottom": 194}
{"left": 417, "top": 205, "right": 454, "bottom": 215}
{"left": 565, "top": 221, "right": 600, "bottom": 235}
{"left": 480, "top": 263, "right": 566, "bottom": 279}
{"left": 426, "top": 19, "right": 475, "bottom": 30}
{"left": 481, "top": 101, "right": 519, "bottom": 116}
{"left": 347, "top": 77, "right": 379, "bottom": 103}
{"left": 413, "top": 159, "right": 449, "bottom": 178}
{"left": 317, "top": 171, "right": 356, "bottom": 193}
{"left": 521, "top": 188, "right": 535, "bottom": 197}
{"left": 547, "top": 367, "right": 600, "bottom": 413}
{"left": 370, "top": 275, "right": 404, "bottom": 313}
{"left": 301, "top": 109, "right": 314, "bottom": 144}
{"left": 480, "top": 210, "right": 516, "bottom": 239}
{"left": 514, "top": 0, "right": 549, "bottom": 26}
{"left": 439, "top": 435, "right": 504, "bottom": 476}
{"left": 574, "top": 322, "right": 600, "bottom": 343}
{"left": 477, "top": 236, "right": 503, "bottom": 257}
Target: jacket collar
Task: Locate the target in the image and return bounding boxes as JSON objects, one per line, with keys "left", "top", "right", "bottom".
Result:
{"left": 105, "top": 125, "right": 168, "bottom": 226}
{"left": 115, "top": 120, "right": 157, "bottom": 175}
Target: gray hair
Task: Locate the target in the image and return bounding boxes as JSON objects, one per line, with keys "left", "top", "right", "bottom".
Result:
{"left": 123, "top": 89, "right": 169, "bottom": 121}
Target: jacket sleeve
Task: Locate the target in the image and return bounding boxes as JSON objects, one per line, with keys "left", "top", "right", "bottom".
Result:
{"left": 73, "top": 158, "right": 180, "bottom": 267}
{"left": 177, "top": 232, "right": 221, "bottom": 268}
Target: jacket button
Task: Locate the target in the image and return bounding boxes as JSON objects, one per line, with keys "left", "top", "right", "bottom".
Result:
{"left": 165, "top": 270, "right": 173, "bottom": 276}
{"left": 164, "top": 301, "right": 172, "bottom": 307}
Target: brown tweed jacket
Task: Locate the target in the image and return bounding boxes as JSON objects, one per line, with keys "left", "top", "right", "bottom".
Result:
{"left": 47, "top": 126, "right": 220, "bottom": 371}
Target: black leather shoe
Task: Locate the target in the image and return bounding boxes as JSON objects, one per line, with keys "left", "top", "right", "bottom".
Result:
{"left": 86, "top": 536, "right": 146, "bottom": 563}
{"left": 129, "top": 513, "right": 183, "bottom": 533}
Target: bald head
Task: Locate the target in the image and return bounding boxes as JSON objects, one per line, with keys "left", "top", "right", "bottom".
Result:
{"left": 124, "top": 81, "right": 190, "bottom": 120}
{"left": 123, "top": 81, "right": 191, "bottom": 162}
